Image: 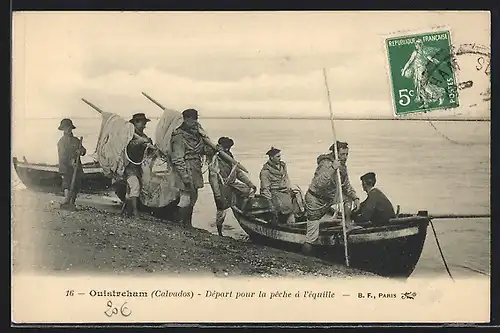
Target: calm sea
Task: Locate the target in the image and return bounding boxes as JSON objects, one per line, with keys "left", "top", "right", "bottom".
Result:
{"left": 12, "top": 118, "right": 491, "bottom": 278}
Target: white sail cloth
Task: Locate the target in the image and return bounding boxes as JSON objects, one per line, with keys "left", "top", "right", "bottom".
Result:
{"left": 154, "top": 108, "right": 184, "bottom": 155}
{"left": 94, "top": 111, "right": 135, "bottom": 181}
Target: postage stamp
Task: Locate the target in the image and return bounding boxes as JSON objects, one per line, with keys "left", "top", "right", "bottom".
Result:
{"left": 385, "top": 30, "right": 460, "bottom": 116}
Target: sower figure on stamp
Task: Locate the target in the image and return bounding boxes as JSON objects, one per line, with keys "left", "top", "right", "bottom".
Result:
{"left": 401, "top": 39, "right": 446, "bottom": 109}
{"left": 302, "top": 141, "right": 362, "bottom": 255}
{"left": 208, "top": 136, "right": 257, "bottom": 236}
{"left": 57, "top": 118, "right": 86, "bottom": 210}
{"left": 170, "top": 109, "right": 210, "bottom": 228}
{"left": 351, "top": 172, "right": 396, "bottom": 226}
{"left": 123, "top": 113, "right": 155, "bottom": 217}
{"left": 259, "top": 147, "right": 296, "bottom": 225}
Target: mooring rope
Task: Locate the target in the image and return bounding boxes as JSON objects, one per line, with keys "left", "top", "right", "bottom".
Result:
{"left": 430, "top": 220, "right": 455, "bottom": 282}
{"left": 427, "top": 120, "right": 484, "bottom": 146}
{"left": 455, "top": 264, "right": 490, "bottom": 277}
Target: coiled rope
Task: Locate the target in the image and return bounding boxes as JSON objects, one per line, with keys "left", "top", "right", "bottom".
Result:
{"left": 429, "top": 220, "right": 455, "bottom": 282}
{"left": 125, "top": 145, "right": 154, "bottom": 166}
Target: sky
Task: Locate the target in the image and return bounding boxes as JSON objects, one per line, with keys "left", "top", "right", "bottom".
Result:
{"left": 12, "top": 11, "right": 491, "bottom": 121}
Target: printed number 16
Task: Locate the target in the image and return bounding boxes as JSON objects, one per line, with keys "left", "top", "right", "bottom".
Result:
{"left": 398, "top": 89, "right": 414, "bottom": 106}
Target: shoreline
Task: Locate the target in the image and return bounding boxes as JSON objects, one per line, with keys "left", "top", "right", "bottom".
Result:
{"left": 12, "top": 189, "right": 378, "bottom": 279}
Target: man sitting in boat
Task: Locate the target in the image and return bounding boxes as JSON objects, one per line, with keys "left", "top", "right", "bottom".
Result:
{"left": 302, "top": 141, "right": 362, "bottom": 254}
{"left": 259, "top": 147, "right": 296, "bottom": 224}
{"left": 351, "top": 172, "right": 396, "bottom": 225}
{"left": 208, "top": 136, "right": 257, "bottom": 236}
{"left": 57, "top": 118, "right": 86, "bottom": 210}
{"left": 170, "top": 108, "right": 211, "bottom": 228}
{"left": 123, "top": 113, "right": 155, "bottom": 217}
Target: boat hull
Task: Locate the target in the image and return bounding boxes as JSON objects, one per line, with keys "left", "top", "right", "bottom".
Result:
{"left": 12, "top": 158, "right": 112, "bottom": 194}
{"left": 231, "top": 195, "right": 429, "bottom": 278}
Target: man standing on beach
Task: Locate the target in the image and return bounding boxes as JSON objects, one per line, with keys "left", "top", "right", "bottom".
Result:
{"left": 208, "top": 136, "right": 257, "bottom": 236}
{"left": 352, "top": 172, "right": 396, "bottom": 225}
{"left": 302, "top": 141, "right": 362, "bottom": 255}
{"left": 170, "top": 109, "right": 210, "bottom": 228}
{"left": 57, "top": 118, "right": 86, "bottom": 210}
{"left": 259, "top": 147, "right": 296, "bottom": 224}
{"left": 123, "top": 113, "right": 155, "bottom": 217}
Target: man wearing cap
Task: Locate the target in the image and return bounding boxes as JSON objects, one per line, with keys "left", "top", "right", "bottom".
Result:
{"left": 352, "top": 172, "right": 396, "bottom": 225}
{"left": 57, "top": 118, "right": 86, "bottom": 209}
{"left": 170, "top": 108, "right": 210, "bottom": 228}
{"left": 123, "top": 113, "right": 155, "bottom": 217}
{"left": 208, "top": 136, "right": 257, "bottom": 236}
{"left": 302, "top": 141, "right": 362, "bottom": 254}
{"left": 259, "top": 147, "right": 296, "bottom": 224}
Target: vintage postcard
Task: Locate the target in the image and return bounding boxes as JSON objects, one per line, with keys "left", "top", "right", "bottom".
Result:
{"left": 11, "top": 11, "right": 490, "bottom": 324}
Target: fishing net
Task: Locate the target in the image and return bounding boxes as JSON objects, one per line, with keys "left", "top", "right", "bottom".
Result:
{"left": 154, "top": 108, "right": 184, "bottom": 155}
{"left": 139, "top": 151, "right": 183, "bottom": 207}
{"left": 94, "top": 111, "right": 135, "bottom": 181}
{"left": 139, "top": 108, "right": 184, "bottom": 207}
{"left": 95, "top": 106, "right": 214, "bottom": 208}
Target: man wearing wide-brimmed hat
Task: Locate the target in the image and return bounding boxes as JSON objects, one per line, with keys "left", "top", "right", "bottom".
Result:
{"left": 170, "top": 108, "right": 211, "bottom": 228}
{"left": 123, "top": 112, "right": 155, "bottom": 217}
{"left": 208, "top": 136, "right": 257, "bottom": 236}
{"left": 57, "top": 118, "right": 87, "bottom": 210}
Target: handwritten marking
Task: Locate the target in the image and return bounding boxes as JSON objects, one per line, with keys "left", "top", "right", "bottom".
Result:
{"left": 104, "top": 300, "right": 132, "bottom": 318}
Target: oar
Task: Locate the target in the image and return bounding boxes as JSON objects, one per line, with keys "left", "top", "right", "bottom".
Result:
{"left": 323, "top": 68, "right": 350, "bottom": 267}
{"left": 140, "top": 92, "right": 249, "bottom": 174}
{"left": 68, "top": 136, "right": 84, "bottom": 205}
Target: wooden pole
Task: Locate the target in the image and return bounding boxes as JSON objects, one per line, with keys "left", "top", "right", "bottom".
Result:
{"left": 323, "top": 68, "right": 350, "bottom": 267}
{"left": 81, "top": 98, "right": 103, "bottom": 114}
{"left": 81, "top": 98, "right": 148, "bottom": 143}
{"left": 429, "top": 214, "right": 490, "bottom": 219}
{"left": 140, "top": 92, "right": 250, "bottom": 174}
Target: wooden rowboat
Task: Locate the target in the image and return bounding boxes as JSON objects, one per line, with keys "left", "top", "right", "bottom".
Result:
{"left": 231, "top": 193, "right": 430, "bottom": 278}
{"left": 12, "top": 156, "right": 113, "bottom": 194}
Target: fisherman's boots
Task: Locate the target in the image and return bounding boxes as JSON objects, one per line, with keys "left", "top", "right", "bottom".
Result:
{"left": 215, "top": 210, "right": 227, "bottom": 236}
{"left": 60, "top": 189, "right": 76, "bottom": 211}
{"left": 177, "top": 207, "right": 193, "bottom": 229}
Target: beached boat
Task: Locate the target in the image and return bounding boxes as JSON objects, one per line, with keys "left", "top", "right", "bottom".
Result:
{"left": 230, "top": 193, "right": 430, "bottom": 278}
{"left": 12, "top": 156, "right": 113, "bottom": 194}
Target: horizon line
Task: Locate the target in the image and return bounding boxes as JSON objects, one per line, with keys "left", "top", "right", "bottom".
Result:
{"left": 17, "top": 116, "right": 491, "bottom": 122}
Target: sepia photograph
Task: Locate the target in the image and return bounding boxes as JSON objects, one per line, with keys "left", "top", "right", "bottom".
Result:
{"left": 11, "top": 11, "right": 490, "bottom": 323}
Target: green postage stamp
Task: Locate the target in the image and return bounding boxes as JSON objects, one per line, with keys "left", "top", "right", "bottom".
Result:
{"left": 385, "top": 30, "right": 460, "bottom": 116}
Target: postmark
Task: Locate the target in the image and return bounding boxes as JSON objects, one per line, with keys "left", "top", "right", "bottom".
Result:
{"left": 413, "top": 42, "right": 491, "bottom": 117}
{"left": 385, "top": 30, "right": 460, "bottom": 116}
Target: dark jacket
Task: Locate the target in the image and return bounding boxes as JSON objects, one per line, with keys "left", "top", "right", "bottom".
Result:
{"left": 57, "top": 133, "right": 86, "bottom": 175}
{"left": 125, "top": 129, "right": 152, "bottom": 177}
{"left": 170, "top": 124, "right": 209, "bottom": 190}
{"left": 353, "top": 187, "right": 396, "bottom": 225}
